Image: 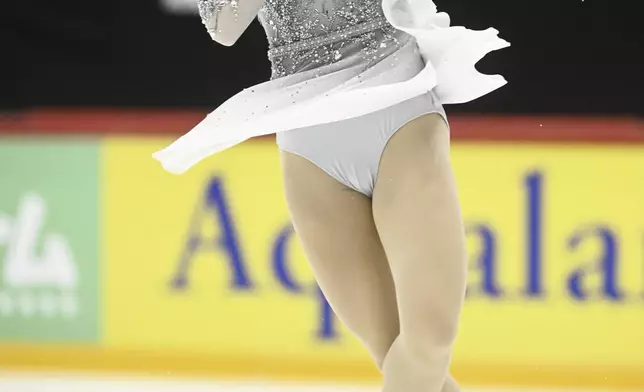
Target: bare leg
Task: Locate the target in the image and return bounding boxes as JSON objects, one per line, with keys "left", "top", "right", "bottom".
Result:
{"left": 280, "top": 151, "right": 399, "bottom": 367}
{"left": 373, "top": 114, "right": 467, "bottom": 392}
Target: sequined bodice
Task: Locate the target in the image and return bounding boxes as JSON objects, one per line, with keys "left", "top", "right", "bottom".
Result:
{"left": 258, "top": 0, "right": 384, "bottom": 47}
{"left": 258, "top": 0, "right": 403, "bottom": 78}
{"left": 198, "top": 0, "right": 405, "bottom": 79}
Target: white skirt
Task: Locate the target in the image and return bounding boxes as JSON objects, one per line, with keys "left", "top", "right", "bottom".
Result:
{"left": 153, "top": 0, "right": 510, "bottom": 175}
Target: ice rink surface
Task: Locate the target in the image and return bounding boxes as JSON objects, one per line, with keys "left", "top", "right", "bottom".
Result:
{"left": 0, "top": 372, "right": 625, "bottom": 392}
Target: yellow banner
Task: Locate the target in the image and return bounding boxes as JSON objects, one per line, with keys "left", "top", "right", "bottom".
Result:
{"left": 102, "top": 137, "right": 644, "bottom": 383}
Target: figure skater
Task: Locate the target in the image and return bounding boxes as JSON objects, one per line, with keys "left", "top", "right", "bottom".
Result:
{"left": 153, "top": 0, "right": 509, "bottom": 390}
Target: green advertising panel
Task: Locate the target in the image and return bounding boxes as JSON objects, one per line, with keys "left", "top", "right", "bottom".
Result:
{"left": 0, "top": 138, "right": 99, "bottom": 343}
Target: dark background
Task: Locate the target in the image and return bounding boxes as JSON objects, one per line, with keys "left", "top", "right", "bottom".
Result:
{"left": 4, "top": 0, "right": 642, "bottom": 114}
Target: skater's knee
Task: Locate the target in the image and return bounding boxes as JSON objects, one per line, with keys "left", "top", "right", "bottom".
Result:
{"left": 393, "top": 333, "right": 454, "bottom": 369}
{"left": 401, "top": 315, "right": 460, "bottom": 361}
{"left": 363, "top": 330, "right": 399, "bottom": 370}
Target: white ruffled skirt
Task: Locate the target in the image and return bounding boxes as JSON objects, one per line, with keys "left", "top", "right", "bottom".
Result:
{"left": 153, "top": 0, "right": 510, "bottom": 174}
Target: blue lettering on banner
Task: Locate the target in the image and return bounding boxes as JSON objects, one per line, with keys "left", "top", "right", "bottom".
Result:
{"left": 317, "top": 287, "right": 337, "bottom": 340}
{"left": 170, "top": 172, "right": 638, "bottom": 342}
{"left": 525, "top": 171, "right": 544, "bottom": 297}
{"left": 170, "top": 176, "right": 253, "bottom": 291}
{"left": 466, "top": 224, "right": 503, "bottom": 298}
{"left": 567, "top": 226, "right": 625, "bottom": 301}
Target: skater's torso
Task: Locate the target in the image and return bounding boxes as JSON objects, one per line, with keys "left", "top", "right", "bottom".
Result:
{"left": 257, "top": 0, "right": 405, "bottom": 78}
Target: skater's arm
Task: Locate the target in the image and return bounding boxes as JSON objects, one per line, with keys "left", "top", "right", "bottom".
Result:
{"left": 198, "top": 0, "right": 264, "bottom": 47}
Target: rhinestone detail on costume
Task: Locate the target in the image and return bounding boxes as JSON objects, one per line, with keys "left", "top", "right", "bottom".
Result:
{"left": 258, "top": 0, "right": 402, "bottom": 78}
{"left": 267, "top": 17, "right": 389, "bottom": 58}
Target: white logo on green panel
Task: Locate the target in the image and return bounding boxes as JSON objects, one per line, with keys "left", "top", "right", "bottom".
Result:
{"left": 0, "top": 193, "right": 78, "bottom": 319}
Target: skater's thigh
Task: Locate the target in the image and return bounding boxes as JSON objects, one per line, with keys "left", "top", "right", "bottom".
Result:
{"left": 280, "top": 150, "right": 399, "bottom": 366}
{"left": 373, "top": 113, "right": 467, "bottom": 346}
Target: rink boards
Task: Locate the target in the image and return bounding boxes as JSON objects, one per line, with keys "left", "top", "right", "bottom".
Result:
{"left": 0, "top": 116, "right": 643, "bottom": 389}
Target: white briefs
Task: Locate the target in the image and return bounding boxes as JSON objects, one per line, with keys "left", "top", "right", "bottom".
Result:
{"left": 277, "top": 92, "right": 446, "bottom": 197}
